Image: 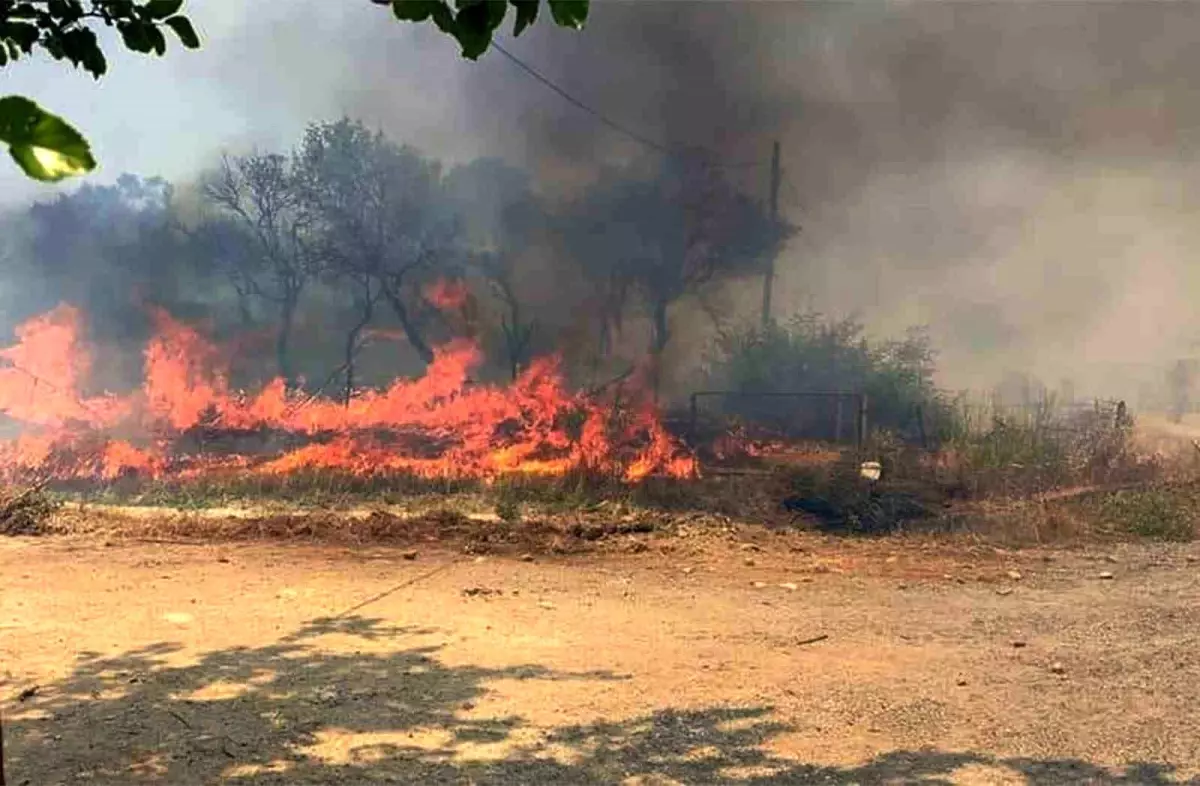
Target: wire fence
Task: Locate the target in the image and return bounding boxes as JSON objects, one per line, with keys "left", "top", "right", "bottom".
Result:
{"left": 686, "top": 390, "right": 869, "bottom": 450}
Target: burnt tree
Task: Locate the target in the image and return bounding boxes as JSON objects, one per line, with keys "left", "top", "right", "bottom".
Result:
{"left": 203, "top": 153, "right": 316, "bottom": 388}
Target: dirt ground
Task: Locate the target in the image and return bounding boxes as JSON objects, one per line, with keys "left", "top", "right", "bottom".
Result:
{"left": 3, "top": 522, "right": 1200, "bottom": 785}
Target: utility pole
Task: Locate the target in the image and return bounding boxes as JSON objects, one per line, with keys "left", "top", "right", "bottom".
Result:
{"left": 760, "top": 140, "right": 781, "bottom": 329}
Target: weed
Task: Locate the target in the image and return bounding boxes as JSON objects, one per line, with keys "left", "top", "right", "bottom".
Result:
{"left": 1090, "top": 487, "right": 1197, "bottom": 542}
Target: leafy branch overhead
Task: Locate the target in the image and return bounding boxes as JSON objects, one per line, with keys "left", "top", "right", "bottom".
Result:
{"left": 373, "top": 0, "right": 589, "bottom": 59}
{"left": 0, "top": 0, "right": 589, "bottom": 183}
{"left": 0, "top": 0, "right": 201, "bottom": 180}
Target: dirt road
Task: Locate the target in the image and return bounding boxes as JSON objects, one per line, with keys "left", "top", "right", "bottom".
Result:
{"left": 2, "top": 531, "right": 1199, "bottom": 785}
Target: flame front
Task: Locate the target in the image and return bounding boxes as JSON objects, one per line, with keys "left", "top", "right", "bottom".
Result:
{"left": 0, "top": 302, "right": 697, "bottom": 484}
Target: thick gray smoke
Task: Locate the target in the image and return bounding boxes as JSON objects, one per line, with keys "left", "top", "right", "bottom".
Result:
{"left": 9, "top": 0, "right": 1200, "bottom": 402}
{"left": 456, "top": 1, "right": 1200, "bottom": 402}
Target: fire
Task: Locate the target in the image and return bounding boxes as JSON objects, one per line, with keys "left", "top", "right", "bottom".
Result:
{"left": 0, "top": 299, "right": 697, "bottom": 484}
{"left": 423, "top": 278, "right": 469, "bottom": 310}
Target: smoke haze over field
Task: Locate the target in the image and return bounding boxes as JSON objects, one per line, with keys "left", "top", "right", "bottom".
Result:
{"left": 5, "top": 1, "right": 1200, "bottom": 401}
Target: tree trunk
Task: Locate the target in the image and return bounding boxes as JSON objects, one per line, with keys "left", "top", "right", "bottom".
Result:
{"left": 277, "top": 294, "right": 298, "bottom": 389}
{"left": 649, "top": 297, "right": 670, "bottom": 401}
{"left": 343, "top": 288, "right": 375, "bottom": 406}
{"left": 381, "top": 283, "right": 435, "bottom": 366}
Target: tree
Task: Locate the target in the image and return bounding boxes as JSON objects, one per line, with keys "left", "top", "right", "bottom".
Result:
{"left": 24, "top": 173, "right": 187, "bottom": 321}
{"left": 294, "top": 118, "right": 462, "bottom": 372}
{"left": 1, "top": 0, "right": 587, "bottom": 182}
{"left": 563, "top": 159, "right": 788, "bottom": 392}
{"left": 444, "top": 158, "right": 543, "bottom": 380}
{"left": 370, "top": 0, "right": 588, "bottom": 59}
{"left": 202, "top": 153, "right": 316, "bottom": 388}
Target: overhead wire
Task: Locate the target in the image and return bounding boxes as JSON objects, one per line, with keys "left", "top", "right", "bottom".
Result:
{"left": 490, "top": 40, "right": 766, "bottom": 171}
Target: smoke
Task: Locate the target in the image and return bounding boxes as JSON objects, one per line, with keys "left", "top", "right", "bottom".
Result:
{"left": 8, "top": 0, "right": 1200, "bottom": 402}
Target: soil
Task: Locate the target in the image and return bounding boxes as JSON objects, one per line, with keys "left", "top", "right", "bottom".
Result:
{"left": 2, "top": 517, "right": 1200, "bottom": 785}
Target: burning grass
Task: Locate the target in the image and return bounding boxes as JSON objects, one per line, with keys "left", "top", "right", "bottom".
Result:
{"left": 0, "top": 301, "right": 1194, "bottom": 549}
{"left": 0, "top": 303, "right": 695, "bottom": 486}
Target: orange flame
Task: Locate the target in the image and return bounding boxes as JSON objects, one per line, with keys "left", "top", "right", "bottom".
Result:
{"left": 423, "top": 278, "right": 469, "bottom": 311}
{"left": 0, "top": 300, "right": 696, "bottom": 484}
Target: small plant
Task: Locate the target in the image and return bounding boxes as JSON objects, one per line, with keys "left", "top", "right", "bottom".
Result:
{"left": 1093, "top": 487, "right": 1197, "bottom": 542}
{"left": 495, "top": 495, "right": 522, "bottom": 524}
{"left": 0, "top": 485, "right": 62, "bottom": 536}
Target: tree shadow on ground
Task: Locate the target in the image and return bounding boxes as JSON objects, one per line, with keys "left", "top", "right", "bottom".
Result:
{"left": 3, "top": 615, "right": 1196, "bottom": 785}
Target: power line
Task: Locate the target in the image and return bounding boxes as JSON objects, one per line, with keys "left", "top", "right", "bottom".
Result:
{"left": 491, "top": 40, "right": 764, "bottom": 170}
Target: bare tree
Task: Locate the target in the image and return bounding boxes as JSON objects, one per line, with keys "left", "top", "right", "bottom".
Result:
{"left": 203, "top": 153, "right": 315, "bottom": 388}
{"left": 293, "top": 118, "right": 461, "bottom": 368}
{"left": 444, "top": 158, "right": 544, "bottom": 380}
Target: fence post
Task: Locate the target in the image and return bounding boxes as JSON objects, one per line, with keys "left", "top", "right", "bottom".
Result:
{"left": 688, "top": 393, "right": 699, "bottom": 445}
{"left": 834, "top": 397, "right": 845, "bottom": 443}
{"left": 857, "top": 393, "right": 869, "bottom": 452}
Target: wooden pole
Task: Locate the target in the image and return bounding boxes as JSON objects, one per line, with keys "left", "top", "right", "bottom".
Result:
{"left": 760, "top": 141, "right": 781, "bottom": 329}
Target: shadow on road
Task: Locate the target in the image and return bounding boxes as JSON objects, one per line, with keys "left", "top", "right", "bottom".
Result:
{"left": 3, "top": 614, "right": 1196, "bottom": 785}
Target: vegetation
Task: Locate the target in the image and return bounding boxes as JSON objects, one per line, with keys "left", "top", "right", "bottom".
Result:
{"left": 698, "top": 314, "right": 945, "bottom": 440}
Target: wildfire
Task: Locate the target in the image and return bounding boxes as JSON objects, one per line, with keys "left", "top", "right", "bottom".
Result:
{"left": 0, "top": 299, "right": 696, "bottom": 484}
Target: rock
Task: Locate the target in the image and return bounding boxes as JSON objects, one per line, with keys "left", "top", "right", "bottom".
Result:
{"left": 1098, "top": 571, "right": 1115, "bottom": 580}
{"left": 401, "top": 550, "right": 419, "bottom": 561}
{"left": 1186, "top": 555, "right": 1199, "bottom": 564}
{"left": 1011, "top": 640, "right": 1028, "bottom": 648}
{"left": 681, "top": 567, "right": 695, "bottom": 575}
{"left": 520, "top": 553, "right": 535, "bottom": 562}
{"left": 885, "top": 555, "right": 899, "bottom": 564}
{"left": 996, "top": 587, "right": 1014, "bottom": 596}
{"left": 942, "top": 574, "right": 953, "bottom": 581}
{"left": 956, "top": 678, "right": 968, "bottom": 687}
{"left": 751, "top": 581, "right": 767, "bottom": 589}
{"left": 779, "top": 582, "right": 798, "bottom": 591}
{"left": 1049, "top": 661, "right": 1066, "bottom": 674}
{"left": 740, "top": 543, "right": 761, "bottom": 552}
{"left": 1105, "top": 555, "right": 1120, "bottom": 564}
{"left": 1006, "top": 570, "right": 1023, "bottom": 581}
{"left": 538, "top": 600, "right": 556, "bottom": 610}
{"left": 744, "top": 557, "right": 757, "bottom": 567}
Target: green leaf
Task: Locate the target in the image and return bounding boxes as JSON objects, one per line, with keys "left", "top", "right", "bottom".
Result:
{"left": 0, "top": 95, "right": 96, "bottom": 182}
{"left": 117, "top": 21, "right": 155, "bottom": 53}
{"left": 1, "top": 21, "right": 39, "bottom": 50}
{"left": 390, "top": 0, "right": 446, "bottom": 22}
{"left": 143, "top": 0, "right": 185, "bottom": 19}
{"left": 163, "top": 15, "right": 200, "bottom": 49}
{"left": 548, "top": 0, "right": 588, "bottom": 29}
{"left": 510, "top": 0, "right": 539, "bottom": 36}
{"left": 60, "top": 27, "right": 107, "bottom": 77}
{"left": 453, "top": 1, "right": 506, "bottom": 59}
{"left": 146, "top": 23, "right": 167, "bottom": 55}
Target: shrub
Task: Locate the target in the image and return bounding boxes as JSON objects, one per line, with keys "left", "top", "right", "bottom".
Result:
{"left": 697, "top": 315, "right": 949, "bottom": 442}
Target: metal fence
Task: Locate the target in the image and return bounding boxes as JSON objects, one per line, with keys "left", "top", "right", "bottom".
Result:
{"left": 686, "top": 390, "right": 869, "bottom": 449}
